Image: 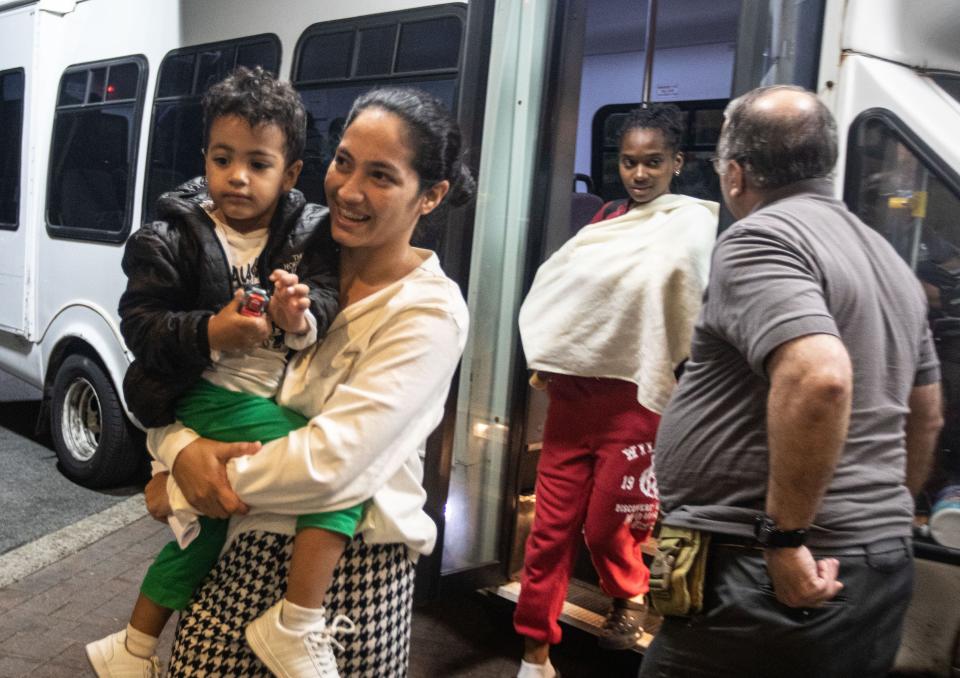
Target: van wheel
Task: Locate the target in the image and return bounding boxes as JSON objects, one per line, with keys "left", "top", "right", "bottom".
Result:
{"left": 50, "top": 354, "right": 144, "bottom": 488}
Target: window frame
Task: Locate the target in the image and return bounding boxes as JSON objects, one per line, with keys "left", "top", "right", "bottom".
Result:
{"left": 45, "top": 55, "right": 148, "bottom": 243}
{"left": 0, "top": 67, "right": 25, "bottom": 232}
{"left": 292, "top": 3, "right": 466, "bottom": 87}
{"left": 844, "top": 107, "right": 960, "bottom": 227}
{"left": 141, "top": 34, "right": 281, "bottom": 223}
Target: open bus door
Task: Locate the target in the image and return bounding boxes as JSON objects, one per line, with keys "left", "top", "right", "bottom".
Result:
{"left": 454, "top": 0, "right": 956, "bottom": 676}
{"left": 430, "top": 0, "right": 740, "bottom": 642}
{"left": 465, "top": 1, "right": 960, "bottom": 672}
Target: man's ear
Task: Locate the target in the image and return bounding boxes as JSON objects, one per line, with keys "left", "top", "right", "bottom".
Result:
{"left": 283, "top": 159, "right": 304, "bottom": 192}
{"left": 727, "top": 160, "right": 745, "bottom": 197}
{"left": 420, "top": 180, "right": 450, "bottom": 215}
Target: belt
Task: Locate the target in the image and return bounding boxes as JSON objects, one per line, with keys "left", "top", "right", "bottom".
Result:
{"left": 709, "top": 534, "right": 910, "bottom": 556}
{"left": 710, "top": 534, "right": 762, "bottom": 550}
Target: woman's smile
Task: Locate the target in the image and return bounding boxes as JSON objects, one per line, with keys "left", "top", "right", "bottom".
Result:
{"left": 333, "top": 204, "right": 371, "bottom": 225}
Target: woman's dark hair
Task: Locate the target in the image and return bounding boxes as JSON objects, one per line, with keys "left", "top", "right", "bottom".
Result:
{"left": 617, "top": 103, "right": 685, "bottom": 154}
{"left": 202, "top": 66, "right": 307, "bottom": 166}
{"left": 344, "top": 87, "right": 476, "bottom": 208}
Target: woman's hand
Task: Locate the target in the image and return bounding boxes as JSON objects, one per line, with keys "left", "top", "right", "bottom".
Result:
{"left": 529, "top": 370, "right": 551, "bottom": 391}
{"left": 144, "top": 472, "right": 172, "bottom": 522}
{"left": 268, "top": 269, "right": 311, "bottom": 335}
{"left": 171, "top": 437, "right": 261, "bottom": 519}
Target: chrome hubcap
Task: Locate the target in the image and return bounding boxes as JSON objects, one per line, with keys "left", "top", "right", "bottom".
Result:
{"left": 61, "top": 377, "right": 101, "bottom": 462}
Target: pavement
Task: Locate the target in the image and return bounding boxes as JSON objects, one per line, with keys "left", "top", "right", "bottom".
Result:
{"left": 0, "top": 427, "right": 139, "bottom": 557}
{"left": 0, "top": 502, "right": 642, "bottom": 677}
{"left": 0, "top": 506, "right": 178, "bottom": 677}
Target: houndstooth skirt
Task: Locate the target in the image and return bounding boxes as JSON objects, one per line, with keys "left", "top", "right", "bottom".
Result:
{"left": 167, "top": 531, "right": 415, "bottom": 677}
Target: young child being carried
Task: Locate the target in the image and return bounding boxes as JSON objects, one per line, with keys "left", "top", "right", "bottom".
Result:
{"left": 86, "top": 66, "right": 357, "bottom": 678}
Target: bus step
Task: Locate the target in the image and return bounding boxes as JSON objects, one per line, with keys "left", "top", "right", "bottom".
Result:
{"left": 493, "top": 580, "right": 660, "bottom": 652}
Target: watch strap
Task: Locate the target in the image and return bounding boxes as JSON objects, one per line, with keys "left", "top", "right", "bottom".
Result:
{"left": 754, "top": 515, "right": 808, "bottom": 548}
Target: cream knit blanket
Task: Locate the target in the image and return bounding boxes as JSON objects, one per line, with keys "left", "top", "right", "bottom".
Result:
{"left": 518, "top": 193, "right": 718, "bottom": 414}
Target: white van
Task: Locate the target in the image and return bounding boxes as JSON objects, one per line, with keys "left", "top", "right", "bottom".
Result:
{"left": 0, "top": 0, "right": 469, "bottom": 488}
{"left": 0, "top": 0, "right": 957, "bottom": 672}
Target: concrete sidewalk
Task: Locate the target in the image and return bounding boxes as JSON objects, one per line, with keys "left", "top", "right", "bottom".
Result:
{"left": 0, "top": 502, "right": 640, "bottom": 678}
{"left": 0, "top": 508, "right": 178, "bottom": 677}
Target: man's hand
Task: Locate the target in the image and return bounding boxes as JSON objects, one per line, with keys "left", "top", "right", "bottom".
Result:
{"left": 207, "top": 290, "right": 272, "bottom": 352}
{"left": 268, "top": 269, "right": 311, "bottom": 335}
{"left": 144, "top": 472, "right": 172, "bottom": 522}
{"left": 170, "top": 437, "right": 261, "bottom": 519}
{"left": 764, "top": 546, "right": 843, "bottom": 607}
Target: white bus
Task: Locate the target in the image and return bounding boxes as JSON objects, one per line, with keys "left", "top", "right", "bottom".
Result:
{"left": 0, "top": 0, "right": 957, "bottom": 672}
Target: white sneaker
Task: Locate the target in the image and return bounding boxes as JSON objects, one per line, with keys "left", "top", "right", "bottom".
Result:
{"left": 85, "top": 631, "right": 161, "bottom": 678}
{"left": 246, "top": 601, "right": 356, "bottom": 678}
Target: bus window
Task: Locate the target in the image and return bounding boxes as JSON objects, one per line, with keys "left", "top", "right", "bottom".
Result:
{"left": 846, "top": 111, "right": 960, "bottom": 548}
{"left": 395, "top": 16, "right": 462, "bottom": 72}
{"left": 292, "top": 6, "right": 465, "bottom": 219}
{"left": 143, "top": 36, "right": 280, "bottom": 222}
{"left": 847, "top": 114, "right": 960, "bottom": 274}
{"left": 0, "top": 69, "right": 24, "bottom": 230}
{"left": 46, "top": 57, "right": 146, "bottom": 242}
{"left": 355, "top": 25, "right": 398, "bottom": 77}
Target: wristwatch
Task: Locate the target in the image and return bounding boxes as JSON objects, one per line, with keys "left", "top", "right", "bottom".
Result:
{"left": 754, "top": 515, "right": 808, "bottom": 548}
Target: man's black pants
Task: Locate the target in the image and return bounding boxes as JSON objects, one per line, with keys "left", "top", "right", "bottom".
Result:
{"left": 639, "top": 537, "right": 913, "bottom": 678}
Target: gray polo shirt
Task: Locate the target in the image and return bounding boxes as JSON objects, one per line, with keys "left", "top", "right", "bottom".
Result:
{"left": 655, "top": 179, "right": 940, "bottom": 548}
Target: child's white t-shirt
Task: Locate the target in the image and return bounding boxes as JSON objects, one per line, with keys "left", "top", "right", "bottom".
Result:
{"left": 201, "top": 209, "right": 289, "bottom": 398}
{"left": 160, "top": 207, "right": 320, "bottom": 547}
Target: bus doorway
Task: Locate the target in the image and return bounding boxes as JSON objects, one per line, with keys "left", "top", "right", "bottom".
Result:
{"left": 494, "top": 0, "right": 739, "bottom": 643}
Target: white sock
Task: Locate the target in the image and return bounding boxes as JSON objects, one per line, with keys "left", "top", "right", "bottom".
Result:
{"left": 517, "top": 657, "right": 557, "bottom": 678}
{"left": 279, "top": 598, "right": 326, "bottom": 632}
{"left": 124, "top": 624, "right": 159, "bottom": 659}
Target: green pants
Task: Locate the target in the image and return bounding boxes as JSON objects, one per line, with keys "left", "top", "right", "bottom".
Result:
{"left": 140, "top": 380, "right": 364, "bottom": 610}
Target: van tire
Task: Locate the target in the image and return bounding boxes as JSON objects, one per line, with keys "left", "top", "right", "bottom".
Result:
{"left": 50, "top": 354, "right": 143, "bottom": 488}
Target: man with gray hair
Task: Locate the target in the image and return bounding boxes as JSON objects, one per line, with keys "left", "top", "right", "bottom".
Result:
{"left": 639, "top": 85, "right": 943, "bottom": 677}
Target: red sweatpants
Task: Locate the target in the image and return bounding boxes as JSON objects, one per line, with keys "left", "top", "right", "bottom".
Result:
{"left": 514, "top": 375, "right": 660, "bottom": 645}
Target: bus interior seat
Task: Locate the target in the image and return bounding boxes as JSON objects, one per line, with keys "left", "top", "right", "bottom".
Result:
{"left": 571, "top": 173, "right": 603, "bottom": 236}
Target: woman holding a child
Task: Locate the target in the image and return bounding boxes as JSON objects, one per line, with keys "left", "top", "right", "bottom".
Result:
{"left": 147, "top": 87, "right": 474, "bottom": 677}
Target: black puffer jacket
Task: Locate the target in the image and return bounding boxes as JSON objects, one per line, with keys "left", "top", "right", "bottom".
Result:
{"left": 119, "top": 177, "right": 339, "bottom": 427}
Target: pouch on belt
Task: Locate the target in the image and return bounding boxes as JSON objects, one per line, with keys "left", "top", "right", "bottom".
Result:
{"left": 648, "top": 525, "right": 710, "bottom": 617}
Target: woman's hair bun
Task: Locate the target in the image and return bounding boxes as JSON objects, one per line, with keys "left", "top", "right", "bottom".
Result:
{"left": 445, "top": 159, "right": 476, "bottom": 209}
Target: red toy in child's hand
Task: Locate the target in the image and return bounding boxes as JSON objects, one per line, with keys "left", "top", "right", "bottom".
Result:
{"left": 240, "top": 285, "right": 270, "bottom": 317}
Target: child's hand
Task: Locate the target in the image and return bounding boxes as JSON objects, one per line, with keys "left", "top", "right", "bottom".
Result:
{"left": 268, "top": 269, "right": 311, "bottom": 335}
{"left": 207, "top": 290, "right": 272, "bottom": 352}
